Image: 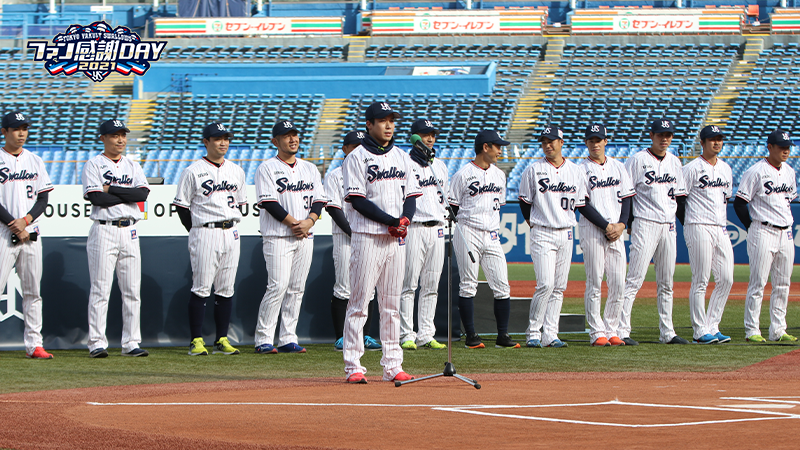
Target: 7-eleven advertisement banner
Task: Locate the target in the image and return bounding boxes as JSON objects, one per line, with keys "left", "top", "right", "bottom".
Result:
{"left": 154, "top": 17, "right": 342, "bottom": 36}
{"left": 572, "top": 13, "right": 741, "bottom": 33}
{"left": 365, "top": 10, "right": 545, "bottom": 35}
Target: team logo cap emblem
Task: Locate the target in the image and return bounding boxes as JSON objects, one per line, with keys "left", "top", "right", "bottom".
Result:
{"left": 203, "top": 122, "right": 234, "bottom": 139}
{"left": 272, "top": 119, "right": 299, "bottom": 138}
{"left": 98, "top": 118, "right": 130, "bottom": 136}
{"left": 651, "top": 118, "right": 675, "bottom": 134}
{"left": 1, "top": 111, "right": 32, "bottom": 129}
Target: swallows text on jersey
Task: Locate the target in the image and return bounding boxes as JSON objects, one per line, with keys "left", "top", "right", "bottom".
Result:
{"left": 201, "top": 179, "right": 239, "bottom": 196}
{"left": 697, "top": 175, "right": 730, "bottom": 189}
{"left": 276, "top": 177, "right": 313, "bottom": 193}
{"left": 644, "top": 171, "right": 676, "bottom": 185}
{"left": 588, "top": 175, "right": 621, "bottom": 190}
{"left": 367, "top": 165, "right": 405, "bottom": 183}
{"left": 417, "top": 174, "right": 442, "bottom": 188}
{"left": 538, "top": 178, "right": 577, "bottom": 193}
{"left": 468, "top": 181, "right": 502, "bottom": 196}
{"left": 102, "top": 170, "right": 133, "bottom": 186}
{"left": 0, "top": 168, "right": 38, "bottom": 183}
{"left": 763, "top": 181, "right": 793, "bottom": 195}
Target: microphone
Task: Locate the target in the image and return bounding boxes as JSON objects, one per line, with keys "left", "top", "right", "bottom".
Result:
{"left": 410, "top": 134, "right": 435, "bottom": 165}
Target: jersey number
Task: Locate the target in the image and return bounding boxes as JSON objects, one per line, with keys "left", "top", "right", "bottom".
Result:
{"left": 493, "top": 198, "right": 500, "bottom": 211}
{"left": 560, "top": 197, "right": 576, "bottom": 211}
{"left": 26, "top": 186, "right": 34, "bottom": 199}
{"left": 227, "top": 196, "right": 236, "bottom": 208}
{"left": 303, "top": 196, "right": 313, "bottom": 210}
{"left": 668, "top": 188, "right": 676, "bottom": 201}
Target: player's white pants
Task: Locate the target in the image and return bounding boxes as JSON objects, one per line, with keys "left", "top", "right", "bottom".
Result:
{"left": 86, "top": 222, "right": 142, "bottom": 353}
{"left": 400, "top": 223, "right": 445, "bottom": 344}
{"left": 744, "top": 222, "right": 794, "bottom": 340}
{"left": 527, "top": 225, "right": 573, "bottom": 345}
{"left": 255, "top": 235, "right": 313, "bottom": 347}
{"left": 685, "top": 224, "right": 734, "bottom": 339}
{"left": 453, "top": 224, "right": 510, "bottom": 299}
{"left": 607, "top": 219, "right": 677, "bottom": 343}
{"left": 332, "top": 233, "right": 352, "bottom": 300}
{"left": 343, "top": 233, "right": 405, "bottom": 380}
{"left": 579, "top": 222, "right": 627, "bottom": 342}
{"left": 189, "top": 226, "right": 241, "bottom": 298}
{"left": 0, "top": 225, "right": 44, "bottom": 354}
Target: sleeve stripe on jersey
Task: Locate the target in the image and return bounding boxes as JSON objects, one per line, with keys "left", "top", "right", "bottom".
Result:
{"left": 172, "top": 199, "right": 191, "bottom": 208}
{"left": 38, "top": 186, "right": 55, "bottom": 194}
{"left": 517, "top": 196, "right": 531, "bottom": 204}
{"left": 406, "top": 192, "right": 422, "bottom": 198}
{"left": 619, "top": 192, "right": 636, "bottom": 199}
{"left": 344, "top": 193, "right": 365, "bottom": 202}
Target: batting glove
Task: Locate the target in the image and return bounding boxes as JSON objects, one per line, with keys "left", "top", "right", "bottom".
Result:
{"left": 388, "top": 216, "right": 410, "bottom": 238}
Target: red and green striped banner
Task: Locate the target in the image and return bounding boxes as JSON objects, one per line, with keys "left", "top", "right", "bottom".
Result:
{"left": 154, "top": 17, "right": 341, "bottom": 36}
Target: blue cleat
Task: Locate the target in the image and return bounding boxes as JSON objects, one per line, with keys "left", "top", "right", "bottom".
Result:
{"left": 334, "top": 337, "right": 344, "bottom": 351}
{"left": 714, "top": 332, "right": 731, "bottom": 344}
{"left": 277, "top": 343, "right": 306, "bottom": 353}
{"left": 255, "top": 343, "right": 277, "bottom": 354}
{"left": 693, "top": 334, "right": 719, "bottom": 345}
{"left": 526, "top": 339, "right": 542, "bottom": 348}
{"left": 364, "top": 336, "right": 382, "bottom": 351}
{"left": 546, "top": 339, "right": 568, "bottom": 348}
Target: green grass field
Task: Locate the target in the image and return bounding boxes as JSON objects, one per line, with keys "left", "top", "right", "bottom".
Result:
{"left": 0, "top": 263, "right": 797, "bottom": 394}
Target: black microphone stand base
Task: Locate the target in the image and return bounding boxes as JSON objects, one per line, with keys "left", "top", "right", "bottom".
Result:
{"left": 395, "top": 362, "right": 481, "bottom": 388}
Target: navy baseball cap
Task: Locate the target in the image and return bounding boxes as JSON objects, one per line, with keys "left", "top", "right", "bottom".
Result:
{"left": 474, "top": 130, "right": 510, "bottom": 152}
{"left": 410, "top": 119, "right": 438, "bottom": 136}
{"left": 539, "top": 126, "right": 564, "bottom": 141}
{"left": 651, "top": 118, "right": 675, "bottom": 134}
{"left": 365, "top": 101, "right": 402, "bottom": 121}
{"left": 584, "top": 123, "right": 607, "bottom": 140}
{"left": 699, "top": 125, "right": 724, "bottom": 140}
{"left": 202, "top": 122, "right": 233, "bottom": 139}
{"left": 1, "top": 111, "right": 32, "bottom": 129}
{"left": 98, "top": 119, "right": 130, "bottom": 135}
{"left": 343, "top": 130, "right": 366, "bottom": 147}
{"left": 767, "top": 129, "right": 792, "bottom": 147}
{"left": 272, "top": 120, "right": 298, "bottom": 138}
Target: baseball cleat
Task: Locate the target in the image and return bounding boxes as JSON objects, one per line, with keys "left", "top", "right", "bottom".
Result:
{"left": 334, "top": 337, "right": 344, "bottom": 351}
{"left": 714, "top": 332, "right": 731, "bottom": 344}
{"left": 776, "top": 334, "right": 798, "bottom": 342}
{"left": 526, "top": 339, "right": 542, "bottom": 348}
{"left": 277, "top": 343, "right": 306, "bottom": 353}
{"left": 26, "top": 347, "right": 53, "bottom": 359}
{"left": 693, "top": 334, "right": 719, "bottom": 345}
{"left": 546, "top": 339, "right": 568, "bottom": 348}
{"left": 622, "top": 337, "right": 639, "bottom": 346}
{"left": 667, "top": 336, "right": 690, "bottom": 345}
{"left": 90, "top": 348, "right": 109, "bottom": 358}
{"left": 464, "top": 333, "right": 485, "bottom": 349}
{"left": 746, "top": 335, "right": 766, "bottom": 343}
{"left": 591, "top": 337, "right": 611, "bottom": 347}
{"left": 391, "top": 372, "right": 415, "bottom": 382}
{"left": 421, "top": 339, "right": 447, "bottom": 349}
{"left": 400, "top": 340, "right": 417, "bottom": 350}
{"left": 213, "top": 337, "right": 240, "bottom": 355}
{"left": 255, "top": 343, "right": 278, "bottom": 354}
{"left": 495, "top": 333, "right": 520, "bottom": 348}
{"left": 364, "top": 336, "right": 382, "bottom": 350}
{"left": 347, "top": 373, "right": 368, "bottom": 384}
{"left": 608, "top": 336, "right": 626, "bottom": 346}
{"left": 122, "top": 348, "right": 149, "bottom": 357}
{"left": 189, "top": 337, "right": 208, "bottom": 356}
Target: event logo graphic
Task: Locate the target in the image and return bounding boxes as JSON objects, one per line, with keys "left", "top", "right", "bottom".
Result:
{"left": 0, "top": 271, "right": 23, "bottom": 324}
{"left": 27, "top": 21, "right": 166, "bottom": 82}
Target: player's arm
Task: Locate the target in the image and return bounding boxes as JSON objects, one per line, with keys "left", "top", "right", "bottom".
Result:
{"left": 733, "top": 197, "right": 752, "bottom": 229}
{"left": 175, "top": 205, "right": 192, "bottom": 232}
{"left": 349, "top": 196, "right": 401, "bottom": 226}
{"left": 107, "top": 186, "right": 149, "bottom": 202}
{"left": 576, "top": 201, "right": 610, "bottom": 231}
{"left": 517, "top": 166, "right": 535, "bottom": 227}
{"left": 326, "top": 206, "right": 351, "bottom": 237}
{"left": 292, "top": 201, "right": 325, "bottom": 238}
{"left": 518, "top": 200, "right": 531, "bottom": 227}
{"left": 86, "top": 191, "right": 126, "bottom": 207}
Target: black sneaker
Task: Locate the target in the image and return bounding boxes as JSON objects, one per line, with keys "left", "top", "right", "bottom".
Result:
{"left": 495, "top": 333, "right": 520, "bottom": 348}
{"left": 622, "top": 337, "right": 639, "bottom": 346}
{"left": 464, "top": 333, "right": 485, "bottom": 349}
{"left": 90, "top": 348, "right": 108, "bottom": 358}
{"left": 667, "top": 335, "right": 689, "bottom": 345}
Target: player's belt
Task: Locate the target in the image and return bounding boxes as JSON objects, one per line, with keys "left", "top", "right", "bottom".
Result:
{"left": 416, "top": 220, "right": 441, "bottom": 227}
{"left": 98, "top": 219, "right": 136, "bottom": 227}
{"left": 761, "top": 221, "right": 790, "bottom": 230}
{"left": 203, "top": 220, "right": 235, "bottom": 229}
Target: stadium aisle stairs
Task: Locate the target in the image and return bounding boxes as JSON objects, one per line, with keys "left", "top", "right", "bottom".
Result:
{"left": 507, "top": 39, "right": 562, "bottom": 144}
{"left": 127, "top": 99, "right": 157, "bottom": 146}
{"left": 346, "top": 38, "right": 367, "bottom": 62}
{"left": 312, "top": 98, "right": 349, "bottom": 159}
{"left": 89, "top": 72, "right": 133, "bottom": 97}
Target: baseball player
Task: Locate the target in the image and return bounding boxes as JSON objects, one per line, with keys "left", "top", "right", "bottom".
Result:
{"left": 342, "top": 101, "right": 420, "bottom": 384}
{"left": 734, "top": 129, "right": 797, "bottom": 343}
{"left": 519, "top": 126, "right": 587, "bottom": 348}
{"left": 173, "top": 123, "right": 246, "bottom": 356}
{"left": 576, "top": 124, "right": 634, "bottom": 347}
{"left": 325, "top": 130, "right": 381, "bottom": 352}
{"left": 605, "top": 119, "right": 689, "bottom": 345}
{"left": 83, "top": 119, "right": 150, "bottom": 358}
{"left": 399, "top": 119, "right": 449, "bottom": 350}
{"left": 255, "top": 120, "right": 327, "bottom": 354}
{"left": 680, "top": 125, "right": 734, "bottom": 344}
{"left": 448, "top": 129, "right": 519, "bottom": 350}
{"left": 0, "top": 111, "right": 53, "bottom": 359}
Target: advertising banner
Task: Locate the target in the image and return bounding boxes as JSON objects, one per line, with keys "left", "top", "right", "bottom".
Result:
{"left": 154, "top": 17, "right": 342, "bottom": 36}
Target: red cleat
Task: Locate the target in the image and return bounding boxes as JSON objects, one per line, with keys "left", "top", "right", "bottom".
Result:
{"left": 591, "top": 337, "right": 611, "bottom": 347}
{"left": 26, "top": 347, "right": 53, "bottom": 359}
{"left": 608, "top": 336, "right": 626, "bottom": 346}
{"left": 347, "top": 373, "right": 368, "bottom": 384}
{"left": 392, "top": 372, "right": 415, "bottom": 382}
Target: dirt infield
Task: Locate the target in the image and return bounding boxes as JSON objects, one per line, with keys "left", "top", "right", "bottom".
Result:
{"left": 510, "top": 281, "right": 800, "bottom": 300}
{"left": 1, "top": 350, "right": 798, "bottom": 449}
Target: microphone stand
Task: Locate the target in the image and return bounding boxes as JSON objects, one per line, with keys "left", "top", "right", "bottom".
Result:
{"left": 396, "top": 154, "right": 480, "bottom": 389}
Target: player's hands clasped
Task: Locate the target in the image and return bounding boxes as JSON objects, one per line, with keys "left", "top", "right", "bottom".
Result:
{"left": 8, "top": 217, "right": 28, "bottom": 235}
{"left": 605, "top": 222, "right": 625, "bottom": 242}
{"left": 291, "top": 218, "right": 314, "bottom": 239}
{"left": 388, "top": 216, "right": 410, "bottom": 238}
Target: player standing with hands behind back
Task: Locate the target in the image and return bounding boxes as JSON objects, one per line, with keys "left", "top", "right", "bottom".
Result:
{"left": 83, "top": 119, "right": 150, "bottom": 358}
{"left": 0, "top": 111, "right": 54, "bottom": 359}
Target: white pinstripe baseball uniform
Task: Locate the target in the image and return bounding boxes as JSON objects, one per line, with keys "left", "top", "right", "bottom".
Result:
{"left": 736, "top": 158, "right": 796, "bottom": 340}
{"left": 606, "top": 149, "right": 687, "bottom": 342}
{"left": 83, "top": 153, "right": 149, "bottom": 353}
{"left": 255, "top": 156, "right": 325, "bottom": 347}
{"left": 519, "top": 158, "right": 587, "bottom": 345}
{"left": 682, "top": 156, "right": 734, "bottom": 340}
{"left": 400, "top": 158, "right": 448, "bottom": 345}
{"left": 448, "top": 162, "right": 509, "bottom": 300}
{"left": 577, "top": 156, "right": 635, "bottom": 342}
{"left": 0, "top": 148, "right": 53, "bottom": 355}
{"left": 342, "top": 144, "right": 421, "bottom": 380}
{"left": 173, "top": 157, "right": 246, "bottom": 299}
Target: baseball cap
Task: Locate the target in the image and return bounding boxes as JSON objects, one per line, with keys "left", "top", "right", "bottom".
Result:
{"left": 539, "top": 126, "right": 564, "bottom": 141}
{"left": 584, "top": 123, "right": 607, "bottom": 140}
{"left": 343, "top": 130, "right": 366, "bottom": 147}
{"left": 767, "top": 129, "right": 792, "bottom": 147}
{"left": 699, "top": 125, "right": 724, "bottom": 140}
{"left": 202, "top": 122, "right": 234, "bottom": 139}
{"left": 98, "top": 119, "right": 130, "bottom": 135}
{"left": 272, "top": 120, "right": 298, "bottom": 138}
{"left": 365, "top": 101, "right": 402, "bottom": 121}
{"left": 474, "top": 130, "right": 510, "bottom": 152}
{"left": 651, "top": 118, "right": 675, "bottom": 134}
{"left": 410, "top": 119, "right": 438, "bottom": 136}
{"left": 1, "top": 111, "right": 32, "bottom": 129}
